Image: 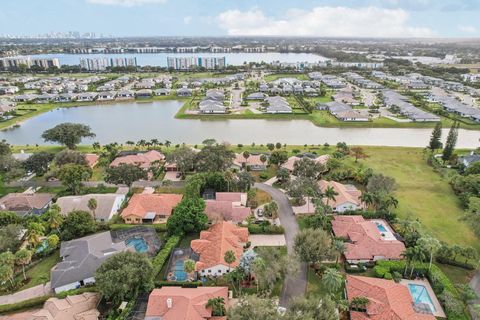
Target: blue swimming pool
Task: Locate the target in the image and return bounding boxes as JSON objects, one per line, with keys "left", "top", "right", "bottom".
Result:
{"left": 125, "top": 237, "right": 148, "bottom": 253}
{"left": 170, "top": 260, "right": 188, "bottom": 281}
{"left": 408, "top": 284, "right": 436, "bottom": 313}
{"left": 375, "top": 222, "right": 388, "bottom": 233}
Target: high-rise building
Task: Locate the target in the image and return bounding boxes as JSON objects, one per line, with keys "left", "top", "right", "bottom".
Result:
{"left": 166, "top": 56, "right": 226, "bottom": 70}
{"left": 0, "top": 57, "right": 60, "bottom": 70}
{"left": 79, "top": 57, "right": 138, "bottom": 71}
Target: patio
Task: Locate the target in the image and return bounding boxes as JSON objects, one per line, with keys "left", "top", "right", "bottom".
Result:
{"left": 399, "top": 279, "right": 446, "bottom": 318}
{"left": 111, "top": 226, "right": 162, "bottom": 257}
{"left": 163, "top": 248, "right": 199, "bottom": 282}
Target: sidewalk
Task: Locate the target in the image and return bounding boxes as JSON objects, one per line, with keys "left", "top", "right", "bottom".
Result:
{"left": 0, "top": 282, "right": 51, "bottom": 305}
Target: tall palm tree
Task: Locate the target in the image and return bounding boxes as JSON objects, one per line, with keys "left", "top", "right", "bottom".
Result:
{"left": 321, "top": 268, "right": 344, "bottom": 294}
{"left": 324, "top": 186, "right": 338, "bottom": 207}
{"left": 206, "top": 297, "right": 226, "bottom": 316}
{"left": 88, "top": 198, "right": 98, "bottom": 221}
{"left": 417, "top": 237, "right": 441, "bottom": 270}
{"left": 15, "top": 249, "right": 32, "bottom": 280}
{"left": 224, "top": 250, "right": 236, "bottom": 272}
{"left": 242, "top": 151, "right": 250, "bottom": 168}
{"left": 332, "top": 240, "right": 346, "bottom": 264}
{"left": 92, "top": 142, "right": 101, "bottom": 151}
{"left": 47, "top": 206, "right": 63, "bottom": 233}
{"left": 164, "top": 140, "right": 171, "bottom": 148}
{"left": 360, "top": 192, "right": 375, "bottom": 210}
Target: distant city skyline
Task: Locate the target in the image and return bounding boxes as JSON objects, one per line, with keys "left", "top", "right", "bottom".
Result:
{"left": 1, "top": 0, "right": 479, "bottom": 38}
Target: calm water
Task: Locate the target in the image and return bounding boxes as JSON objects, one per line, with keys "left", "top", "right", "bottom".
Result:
{"left": 1, "top": 100, "right": 479, "bottom": 147}
{"left": 22, "top": 52, "right": 328, "bottom": 67}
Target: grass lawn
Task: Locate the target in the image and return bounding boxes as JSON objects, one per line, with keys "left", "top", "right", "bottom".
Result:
{"left": 264, "top": 73, "right": 309, "bottom": 82}
{"left": 306, "top": 268, "right": 323, "bottom": 296}
{"left": 358, "top": 147, "right": 479, "bottom": 250}
{"left": 436, "top": 263, "right": 476, "bottom": 285}
{"left": 178, "top": 232, "right": 200, "bottom": 248}
{"left": 250, "top": 188, "right": 272, "bottom": 207}
{"left": 16, "top": 252, "right": 60, "bottom": 291}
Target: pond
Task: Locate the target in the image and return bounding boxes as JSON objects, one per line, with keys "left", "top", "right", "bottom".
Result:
{"left": 0, "top": 100, "right": 479, "bottom": 148}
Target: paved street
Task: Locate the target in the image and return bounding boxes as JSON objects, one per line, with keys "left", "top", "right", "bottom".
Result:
{"left": 254, "top": 183, "right": 307, "bottom": 307}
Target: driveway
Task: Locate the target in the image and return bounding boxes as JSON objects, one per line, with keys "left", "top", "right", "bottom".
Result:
{"left": 0, "top": 282, "right": 51, "bottom": 305}
{"left": 254, "top": 183, "right": 307, "bottom": 307}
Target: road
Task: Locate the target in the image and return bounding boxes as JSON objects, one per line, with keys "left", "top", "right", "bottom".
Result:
{"left": 254, "top": 183, "right": 307, "bottom": 307}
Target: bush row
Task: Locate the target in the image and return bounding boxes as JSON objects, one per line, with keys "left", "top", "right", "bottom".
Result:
{"left": 436, "top": 256, "right": 475, "bottom": 270}
{"left": 155, "top": 281, "right": 203, "bottom": 288}
{"left": 0, "top": 296, "right": 51, "bottom": 314}
{"left": 247, "top": 224, "right": 284, "bottom": 234}
{"left": 109, "top": 223, "right": 167, "bottom": 233}
{"left": 152, "top": 235, "right": 181, "bottom": 278}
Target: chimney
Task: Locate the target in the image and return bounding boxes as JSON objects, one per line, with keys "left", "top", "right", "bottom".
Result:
{"left": 166, "top": 298, "right": 173, "bottom": 309}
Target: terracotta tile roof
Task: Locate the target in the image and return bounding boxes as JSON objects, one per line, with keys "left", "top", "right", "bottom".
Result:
{"left": 233, "top": 153, "right": 266, "bottom": 167}
{"left": 347, "top": 275, "right": 435, "bottom": 320}
{"left": 0, "top": 193, "right": 54, "bottom": 213}
{"left": 191, "top": 221, "right": 248, "bottom": 271}
{"left": 146, "top": 287, "right": 228, "bottom": 320}
{"left": 281, "top": 155, "right": 329, "bottom": 172}
{"left": 121, "top": 193, "right": 183, "bottom": 219}
{"left": 318, "top": 180, "right": 364, "bottom": 208}
{"left": 205, "top": 193, "right": 250, "bottom": 223}
{"left": 110, "top": 150, "right": 165, "bottom": 169}
{"left": 84, "top": 154, "right": 99, "bottom": 168}
{"left": 332, "top": 216, "right": 405, "bottom": 261}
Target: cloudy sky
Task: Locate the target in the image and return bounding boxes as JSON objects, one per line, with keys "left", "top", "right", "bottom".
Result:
{"left": 1, "top": 0, "right": 479, "bottom": 37}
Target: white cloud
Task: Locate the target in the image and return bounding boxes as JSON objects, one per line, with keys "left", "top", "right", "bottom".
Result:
{"left": 458, "top": 25, "right": 477, "bottom": 33}
{"left": 183, "top": 16, "right": 192, "bottom": 25}
{"left": 86, "top": 0, "right": 166, "bottom": 7}
{"left": 217, "top": 6, "right": 434, "bottom": 38}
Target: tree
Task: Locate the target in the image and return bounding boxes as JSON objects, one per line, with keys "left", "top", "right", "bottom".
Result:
{"left": 166, "top": 197, "right": 208, "bottom": 236}
{"left": 0, "top": 224, "right": 22, "bottom": 252}
{"left": 428, "top": 122, "right": 443, "bottom": 151}
{"left": 0, "top": 264, "right": 14, "bottom": 286}
{"left": 87, "top": 198, "right": 98, "bottom": 221}
{"left": 196, "top": 144, "right": 235, "bottom": 172}
{"left": 41, "top": 123, "right": 95, "bottom": 149}
{"left": 26, "top": 222, "right": 45, "bottom": 247}
{"left": 464, "top": 196, "right": 480, "bottom": 237}
{"left": 442, "top": 121, "right": 459, "bottom": 162}
{"left": 15, "top": 249, "right": 32, "bottom": 280}
{"left": 324, "top": 186, "right": 338, "bottom": 206}
{"left": 417, "top": 237, "right": 441, "bottom": 270}
{"left": 286, "top": 295, "right": 339, "bottom": 320}
{"left": 166, "top": 146, "right": 196, "bottom": 177}
{"left": 183, "top": 259, "right": 196, "bottom": 274}
{"left": 236, "top": 171, "right": 255, "bottom": 191}
{"left": 0, "top": 211, "right": 22, "bottom": 227}
{"left": 54, "top": 149, "right": 87, "bottom": 166}
{"left": 206, "top": 297, "right": 226, "bottom": 317}
{"left": 276, "top": 167, "right": 290, "bottom": 184}
{"left": 268, "top": 150, "right": 288, "bottom": 166}
{"left": 57, "top": 164, "right": 92, "bottom": 194}
{"left": 287, "top": 177, "right": 321, "bottom": 206}
{"left": 23, "top": 152, "right": 54, "bottom": 176}
{"left": 47, "top": 234, "right": 60, "bottom": 250}
{"left": 227, "top": 295, "right": 279, "bottom": 320}
{"left": 293, "top": 157, "right": 326, "bottom": 179}
{"left": 266, "top": 143, "right": 275, "bottom": 151}
{"left": 105, "top": 163, "right": 147, "bottom": 186}
{"left": 60, "top": 210, "right": 97, "bottom": 241}
{"left": 44, "top": 205, "right": 63, "bottom": 233}
{"left": 332, "top": 239, "right": 346, "bottom": 264}
{"left": 260, "top": 154, "right": 267, "bottom": 166}
{"left": 96, "top": 251, "right": 154, "bottom": 305}
{"left": 224, "top": 250, "right": 236, "bottom": 272}
{"left": 350, "top": 147, "right": 369, "bottom": 163}
{"left": 321, "top": 268, "right": 344, "bottom": 294}
{"left": 242, "top": 151, "right": 250, "bottom": 167}
{"left": 367, "top": 174, "right": 396, "bottom": 194}
{"left": 294, "top": 228, "right": 333, "bottom": 266}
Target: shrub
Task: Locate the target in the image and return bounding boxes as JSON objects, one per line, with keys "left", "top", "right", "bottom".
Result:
{"left": 247, "top": 224, "right": 284, "bottom": 234}
{"left": 384, "top": 272, "right": 393, "bottom": 280}
{"left": 259, "top": 173, "right": 269, "bottom": 181}
{"left": 152, "top": 235, "right": 181, "bottom": 278}
{"left": 155, "top": 281, "right": 202, "bottom": 288}
{"left": 373, "top": 266, "right": 388, "bottom": 278}
{"left": 0, "top": 295, "right": 50, "bottom": 314}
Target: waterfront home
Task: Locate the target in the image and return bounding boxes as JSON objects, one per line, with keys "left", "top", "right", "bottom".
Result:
{"left": 110, "top": 150, "right": 165, "bottom": 170}
{"left": 460, "top": 152, "right": 480, "bottom": 168}
{"left": 97, "top": 91, "right": 117, "bottom": 101}
{"left": 56, "top": 193, "right": 126, "bottom": 222}
{"left": 76, "top": 92, "right": 98, "bottom": 102}
{"left": 0, "top": 85, "right": 19, "bottom": 94}
{"left": 246, "top": 92, "right": 266, "bottom": 100}
{"left": 205, "top": 89, "right": 225, "bottom": 101}
{"left": 382, "top": 90, "right": 440, "bottom": 122}
{"left": 318, "top": 180, "right": 364, "bottom": 212}
{"left": 31, "top": 292, "right": 100, "bottom": 320}
{"left": 136, "top": 89, "right": 153, "bottom": 98}
{"left": 191, "top": 221, "right": 248, "bottom": 277}
{"left": 121, "top": 193, "right": 183, "bottom": 224}
{"left": 205, "top": 192, "right": 251, "bottom": 223}
{"left": 0, "top": 100, "right": 16, "bottom": 115}
{"left": 199, "top": 99, "right": 226, "bottom": 114}
{"left": 281, "top": 154, "right": 329, "bottom": 172}
{"left": 346, "top": 275, "right": 436, "bottom": 320}
{"left": 14, "top": 94, "right": 37, "bottom": 102}
{"left": 145, "top": 287, "right": 229, "bottom": 320}
{"left": 176, "top": 87, "right": 192, "bottom": 97}
{"left": 332, "top": 215, "right": 405, "bottom": 263}
{"left": 264, "top": 96, "right": 292, "bottom": 114}
{"left": 322, "top": 101, "right": 369, "bottom": 122}
{"left": 0, "top": 193, "right": 54, "bottom": 217}
{"left": 116, "top": 89, "right": 135, "bottom": 99}
{"left": 35, "top": 93, "right": 57, "bottom": 104}
{"left": 232, "top": 153, "right": 267, "bottom": 171}
{"left": 154, "top": 88, "right": 171, "bottom": 96}
{"left": 57, "top": 93, "right": 77, "bottom": 102}
{"left": 51, "top": 232, "right": 128, "bottom": 293}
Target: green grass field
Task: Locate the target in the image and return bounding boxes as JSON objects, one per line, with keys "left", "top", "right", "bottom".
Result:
{"left": 15, "top": 252, "right": 60, "bottom": 291}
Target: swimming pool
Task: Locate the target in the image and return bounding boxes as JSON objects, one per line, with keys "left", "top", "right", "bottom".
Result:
{"left": 172, "top": 260, "right": 188, "bottom": 281}
{"left": 408, "top": 284, "right": 436, "bottom": 313}
{"left": 375, "top": 222, "right": 388, "bottom": 233}
{"left": 125, "top": 237, "right": 148, "bottom": 253}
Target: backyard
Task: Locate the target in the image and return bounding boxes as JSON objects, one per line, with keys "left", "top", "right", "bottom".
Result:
{"left": 15, "top": 252, "right": 60, "bottom": 291}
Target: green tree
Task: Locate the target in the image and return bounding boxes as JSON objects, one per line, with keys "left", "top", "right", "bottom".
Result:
{"left": 0, "top": 224, "right": 22, "bottom": 252}
{"left": 26, "top": 222, "right": 45, "bottom": 247}
{"left": 95, "top": 251, "right": 154, "bottom": 305}
{"left": 54, "top": 149, "right": 87, "bottom": 166}
{"left": 428, "top": 122, "right": 443, "bottom": 151}
{"left": 276, "top": 167, "right": 290, "bottom": 184}
{"left": 236, "top": 171, "right": 255, "bottom": 191}
{"left": 45, "top": 205, "right": 63, "bottom": 233}
{"left": 57, "top": 164, "right": 92, "bottom": 194}
{"left": 166, "top": 197, "right": 208, "bottom": 235}
{"left": 294, "top": 228, "right": 333, "bottom": 266}
{"left": 60, "top": 210, "right": 97, "bottom": 241}
{"left": 196, "top": 144, "right": 235, "bottom": 172}
{"left": 417, "top": 237, "right": 441, "bottom": 270}
{"left": 292, "top": 157, "right": 326, "bottom": 179}
{"left": 105, "top": 163, "right": 148, "bottom": 186}
{"left": 286, "top": 295, "right": 339, "bottom": 320}
{"left": 166, "top": 146, "right": 196, "bottom": 178}
{"left": 87, "top": 198, "right": 98, "bottom": 221}
{"left": 242, "top": 151, "right": 250, "bottom": 167}
{"left": 15, "top": 249, "right": 32, "bottom": 280}
{"left": 0, "top": 212, "right": 22, "bottom": 227}
{"left": 0, "top": 264, "right": 14, "bottom": 285}
{"left": 324, "top": 186, "right": 338, "bottom": 207}
{"left": 206, "top": 297, "right": 226, "bottom": 317}
{"left": 41, "top": 123, "right": 96, "bottom": 149}
{"left": 442, "top": 121, "right": 459, "bottom": 162}
{"left": 224, "top": 250, "right": 236, "bottom": 272}
{"left": 47, "top": 234, "right": 60, "bottom": 250}
{"left": 268, "top": 150, "right": 288, "bottom": 166}
{"left": 183, "top": 259, "right": 196, "bottom": 274}
{"left": 227, "top": 295, "right": 278, "bottom": 320}
{"left": 23, "top": 152, "right": 54, "bottom": 176}
{"left": 332, "top": 239, "right": 346, "bottom": 264}
{"left": 321, "top": 268, "right": 344, "bottom": 294}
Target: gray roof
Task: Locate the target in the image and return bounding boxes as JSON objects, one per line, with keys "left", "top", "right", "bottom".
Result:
{"left": 383, "top": 90, "right": 440, "bottom": 122}
{"left": 56, "top": 193, "right": 126, "bottom": 221}
{"left": 51, "top": 231, "right": 128, "bottom": 289}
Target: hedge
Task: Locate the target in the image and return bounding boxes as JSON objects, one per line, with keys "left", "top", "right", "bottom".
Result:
{"left": 436, "top": 256, "right": 475, "bottom": 270}
{"left": 152, "top": 235, "right": 181, "bottom": 278}
{"left": 248, "top": 224, "right": 284, "bottom": 234}
{"left": 55, "top": 286, "right": 97, "bottom": 299}
{"left": 0, "top": 295, "right": 51, "bottom": 314}
{"left": 110, "top": 223, "right": 167, "bottom": 233}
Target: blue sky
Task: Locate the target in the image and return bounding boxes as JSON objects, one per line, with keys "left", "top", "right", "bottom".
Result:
{"left": 1, "top": 0, "right": 479, "bottom": 37}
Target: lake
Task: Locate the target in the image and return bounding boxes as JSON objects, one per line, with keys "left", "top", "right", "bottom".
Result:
{"left": 1, "top": 100, "right": 479, "bottom": 147}
{"left": 23, "top": 52, "right": 328, "bottom": 67}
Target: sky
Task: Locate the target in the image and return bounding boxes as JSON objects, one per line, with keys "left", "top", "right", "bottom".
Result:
{"left": 1, "top": 0, "right": 479, "bottom": 38}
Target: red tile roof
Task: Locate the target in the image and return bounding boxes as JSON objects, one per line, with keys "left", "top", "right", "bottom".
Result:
{"left": 121, "top": 193, "right": 183, "bottom": 219}
{"left": 191, "top": 222, "right": 248, "bottom": 271}
{"left": 84, "top": 153, "right": 99, "bottom": 168}
{"left": 110, "top": 150, "right": 164, "bottom": 169}
{"left": 205, "top": 193, "right": 250, "bottom": 223}
{"left": 318, "top": 180, "right": 364, "bottom": 208}
{"left": 146, "top": 287, "right": 228, "bottom": 320}
{"left": 347, "top": 275, "right": 435, "bottom": 320}
{"left": 233, "top": 153, "right": 266, "bottom": 167}
{"left": 332, "top": 216, "right": 405, "bottom": 261}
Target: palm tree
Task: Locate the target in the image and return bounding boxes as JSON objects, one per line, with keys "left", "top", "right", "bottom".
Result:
{"left": 224, "top": 250, "right": 236, "bottom": 273}
{"left": 87, "top": 198, "right": 98, "bottom": 221}
{"left": 321, "top": 268, "right": 344, "bottom": 294}
{"left": 417, "top": 237, "right": 441, "bottom": 270}
{"left": 184, "top": 259, "right": 196, "bottom": 275}
{"left": 15, "top": 249, "right": 32, "bottom": 280}
{"left": 125, "top": 140, "right": 135, "bottom": 147}
{"left": 408, "top": 246, "right": 426, "bottom": 278}
{"left": 164, "top": 140, "right": 171, "bottom": 148}
{"left": 137, "top": 139, "right": 146, "bottom": 148}
{"left": 47, "top": 205, "right": 63, "bottom": 233}
{"left": 324, "top": 186, "right": 338, "bottom": 207}
{"left": 206, "top": 297, "right": 226, "bottom": 316}
{"left": 360, "top": 192, "right": 375, "bottom": 210}
{"left": 150, "top": 138, "right": 159, "bottom": 147}
{"left": 332, "top": 240, "right": 346, "bottom": 264}
{"left": 26, "top": 222, "right": 45, "bottom": 248}
{"left": 92, "top": 142, "right": 101, "bottom": 151}
{"left": 242, "top": 151, "right": 250, "bottom": 168}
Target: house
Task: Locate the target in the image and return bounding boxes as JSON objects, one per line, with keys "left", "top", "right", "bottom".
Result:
{"left": 318, "top": 180, "right": 364, "bottom": 212}
{"left": 281, "top": 154, "right": 329, "bottom": 172}
{"left": 265, "top": 96, "right": 292, "bottom": 114}
{"left": 322, "top": 101, "right": 369, "bottom": 122}
{"left": 14, "top": 94, "right": 37, "bottom": 102}
{"left": 117, "top": 89, "right": 135, "bottom": 99}
{"left": 76, "top": 92, "right": 98, "bottom": 102}
{"left": 177, "top": 87, "right": 192, "bottom": 97}
{"left": 136, "top": 89, "right": 153, "bottom": 98}
{"left": 460, "top": 152, "right": 480, "bottom": 168}
{"left": 110, "top": 150, "right": 165, "bottom": 170}
{"left": 97, "top": 91, "right": 117, "bottom": 101}
{"left": 57, "top": 93, "right": 77, "bottom": 102}
{"left": 0, "top": 100, "right": 15, "bottom": 115}
{"left": 51, "top": 231, "right": 129, "bottom": 293}
{"left": 232, "top": 153, "right": 267, "bottom": 171}
{"left": 85, "top": 153, "right": 99, "bottom": 168}
{"left": 259, "top": 84, "right": 269, "bottom": 92}
{"left": 246, "top": 92, "right": 266, "bottom": 100}
{"left": 154, "top": 88, "right": 171, "bottom": 96}
{"left": 346, "top": 275, "right": 436, "bottom": 320}
{"left": 205, "top": 89, "right": 225, "bottom": 101}
{"left": 0, "top": 193, "right": 54, "bottom": 217}
{"left": 145, "top": 287, "right": 229, "bottom": 320}
{"left": 35, "top": 93, "right": 57, "bottom": 103}
{"left": 31, "top": 292, "right": 100, "bottom": 320}
{"left": 205, "top": 192, "right": 251, "bottom": 223}
{"left": 191, "top": 221, "right": 248, "bottom": 277}
{"left": 332, "top": 215, "right": 405, "bottom": 263}
{"left": 56, "top": 193, "right": 126, "bottom": 222}
{"left": 199, "top": 99, "right": 226, "bottom": 114}
{"left": 121, "top": 193, "right": 183, "bottom": 224}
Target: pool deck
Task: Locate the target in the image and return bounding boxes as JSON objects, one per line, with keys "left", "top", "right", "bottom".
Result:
{"left": 400, "top": 279, "right": 446, "bottom": 318}
{"left": 371, "top": 219, "right": 397, "bottom": 241}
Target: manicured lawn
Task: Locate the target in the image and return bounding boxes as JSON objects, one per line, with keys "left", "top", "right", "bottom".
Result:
{"left": 358, "top": 147, "right": 479, "bottom": 250}
{"left": 16, "top": 252, "right": 60, "bottom": 291}
{"left": 306, "top": 268, "right": 323, "bottom": 296}
{"left": 250, "top": 188, "right": 272, "bottom": 207}
{"left": 436, "top": 263, "right": 476, "bottom": 285}
{"left": 263, "top": 73, "right": 309, "bottom": 82}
